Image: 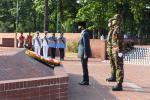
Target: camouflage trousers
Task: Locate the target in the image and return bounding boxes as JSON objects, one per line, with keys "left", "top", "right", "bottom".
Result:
{"left": 108, "top": 50, "right": 124, "bottom": 83}
{"left": 108, "top": 50, "right": 116, "bottom": 78}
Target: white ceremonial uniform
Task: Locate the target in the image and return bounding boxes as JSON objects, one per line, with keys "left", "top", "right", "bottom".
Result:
{"left": 42, "top": 36, "right": 49, "bottom": 58}
{"left": 33, "top": 36, "right": 42, "bottom": 55}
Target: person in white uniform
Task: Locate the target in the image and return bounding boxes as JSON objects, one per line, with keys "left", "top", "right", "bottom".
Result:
{"left": 42, "top": 31, "right": 49, "bottom": 58}
{"left": 33, "top": 31, "right": 42, "bottom": 55}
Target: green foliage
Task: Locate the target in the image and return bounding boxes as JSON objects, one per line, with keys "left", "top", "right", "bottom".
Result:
{"left": 0, "top": 0, "right": 149, "bottom": 38}
{"left": 76, "top": 0, "right": 149, "bottom": 37}
{"left": 66, "top": 41, "right": 78, "bottom": 53}
{"left": 64, "top": 18, "right": 74, "bottom": 32}
{"left": 33, "top": 0, "right": 44, "bottom": 14}
{"left": 0, "top": 21, "right": 14, "bottom": 32}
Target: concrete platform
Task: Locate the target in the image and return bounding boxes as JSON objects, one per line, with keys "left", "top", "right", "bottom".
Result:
{"left": 0, "top": 47, "right": 54, "bottom": 81}
{"left": 0, "top": 47, "right": 68, "bottom": 100}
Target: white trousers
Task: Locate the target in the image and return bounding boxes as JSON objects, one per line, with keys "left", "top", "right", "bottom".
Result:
{"left": 34, "top": 46, "right": 41, "bottom": 55}
{"left": 43, "top": 46, "right": 49, "bottom": 58}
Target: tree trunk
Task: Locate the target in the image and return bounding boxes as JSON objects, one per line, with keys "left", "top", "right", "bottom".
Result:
{"left": 59, "top": 0, "right": 64, "bottom": 32}
{"left": 44, "top": 0, "right": 49, "bottom": 31}
{"left": 33, "top": 10, "right": 37, "bottom": 31}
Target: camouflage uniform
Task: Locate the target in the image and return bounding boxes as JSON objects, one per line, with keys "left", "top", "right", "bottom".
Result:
{"left": 107, "top": 29, "right": 116, "bottom": 79}
{"left": 112, "top": 26, "right": 124, "bottom": 84}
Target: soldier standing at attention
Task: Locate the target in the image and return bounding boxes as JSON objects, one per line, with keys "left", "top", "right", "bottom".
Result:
{"left": 107, "top": 14, "right": 124, "bottom": 91}
{"left": 57, "top": 33, "right": 66, "bottom": 61}
{"left": 26, "top": 32, "right": 32, "bottom": 50}
{"left": 18, "top": 32, "right": 25, "bottom": 48}
{"left": 106, "top": 18, "right": 116, "bottom": 82}
{"left": 42, "top": 31, "right": 49, "bottom": 58}
{"left": 49, "top": 33, "right": 57, "bottom": 59}
{"left": 33, "top": 31, "right": 42, "bottom": 55}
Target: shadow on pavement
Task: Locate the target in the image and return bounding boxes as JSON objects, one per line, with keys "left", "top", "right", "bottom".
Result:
{"left": 68, "top": 73, "right": 117, "bottom": 100}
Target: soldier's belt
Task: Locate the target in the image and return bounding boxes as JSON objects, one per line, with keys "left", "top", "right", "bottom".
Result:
{"left": 112, "top": 45, "right": 118, "bottom": 48}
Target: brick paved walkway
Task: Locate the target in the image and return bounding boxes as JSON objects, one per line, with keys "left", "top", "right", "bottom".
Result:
{"left": 1, "top": 47, "right": 150, "bottom": 100}
{"left": 62, "top": 57, "right": 150, "bottom": 100}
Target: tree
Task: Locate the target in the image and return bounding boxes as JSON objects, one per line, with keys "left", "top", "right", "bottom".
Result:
{"left": 44, "top": 0, "right": 49, "bottom": 31}
{"left": 0, "top": 0, "right": 149, "bottom": 36}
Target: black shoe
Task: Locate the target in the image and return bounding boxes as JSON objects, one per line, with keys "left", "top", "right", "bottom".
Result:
{"left": 78, "top": 81, "right": 89, "bottom": 85}
{"left": 106, "top": 77, "right": 116, "bottom": 82}
{"left": 112, "top": 84, "right": 123, "bottom": 91}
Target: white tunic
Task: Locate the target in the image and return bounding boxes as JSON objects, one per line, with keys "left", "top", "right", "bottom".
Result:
{"left": 42, "top": 36, "right": 49, "bottom": 46}
{"left": 33, "top": 36, "right": 42, "bottom": 47}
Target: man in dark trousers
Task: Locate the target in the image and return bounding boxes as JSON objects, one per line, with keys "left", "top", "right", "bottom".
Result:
{"left": 78, "top": 22, "right": 91, "bottom": 85}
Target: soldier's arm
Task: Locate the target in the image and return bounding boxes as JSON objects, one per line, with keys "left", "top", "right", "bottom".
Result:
{"left": 112, "top": 27, "right": 119, "bottom": 51}
{"left": 113, "top": 27, "right": 123, "bottom": 52}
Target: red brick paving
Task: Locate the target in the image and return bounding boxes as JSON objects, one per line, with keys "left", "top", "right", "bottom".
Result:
{"left": 1, "top": 47, "right": 150, "bottom": 100}
{"left": 62, "top": 57, "right": 150, "bottom": 100}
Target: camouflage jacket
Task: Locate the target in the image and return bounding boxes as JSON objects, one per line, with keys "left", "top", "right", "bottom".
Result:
{"left": 111, "top": 26, "right": 124, "bottom": 53}
{"left": 107, "top": 29, "right": 114, "bottom": 51}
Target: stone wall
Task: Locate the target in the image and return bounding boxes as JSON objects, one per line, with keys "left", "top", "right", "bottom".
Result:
{"left": 0, "top": 33, "right": 16, "bottom": 47}
{"left": 90, "top": 39, "right": 106, "bottom": 60}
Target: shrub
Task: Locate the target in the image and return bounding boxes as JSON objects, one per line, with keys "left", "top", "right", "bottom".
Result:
{"left": 66, "top": 41, "right": 78, "bottom": 53}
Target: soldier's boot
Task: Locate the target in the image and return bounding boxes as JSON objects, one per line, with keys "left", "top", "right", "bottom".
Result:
{"left": 112, "top": 83, "right": 123, "bottom": 91}
{"left": 106, "top": 76, "right": 116, "bottom": 82}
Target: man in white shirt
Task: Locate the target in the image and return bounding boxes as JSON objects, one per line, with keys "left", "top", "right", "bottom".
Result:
{"left": 33, "top": 31, "right": 42, "bottom": 55}
{"left": 42, "top": 31, "right": 49, "bottom": 58}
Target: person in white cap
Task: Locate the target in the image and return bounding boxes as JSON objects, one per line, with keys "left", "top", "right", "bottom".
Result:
{"left": 32, "top": 31, "right": 42, "bottom": 55}
{"left": 42, "top": 31, "right": 49, "bottom": 58}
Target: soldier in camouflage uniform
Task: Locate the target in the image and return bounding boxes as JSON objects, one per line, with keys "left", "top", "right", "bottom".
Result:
{"left": 107, "top": 14, "right": 124, "bottom": 91}
{"left": 106, "top": 18, "right": 117, "bottom": 82}
{"left": 112, "top": 14, "right": 124, "bottom": 91}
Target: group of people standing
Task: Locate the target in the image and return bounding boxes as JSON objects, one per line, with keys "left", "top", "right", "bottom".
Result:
{"left": 18, "top": 31, "right": 66, "bottom": 60}
{"left": 18, "top": 14, "right": 124, "bottom": 91}
{"left": 18, "top": 32, "right": 33, "bottom": 49}
{"left": 78, "top": 14, "right": 124, "bottom": 91}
